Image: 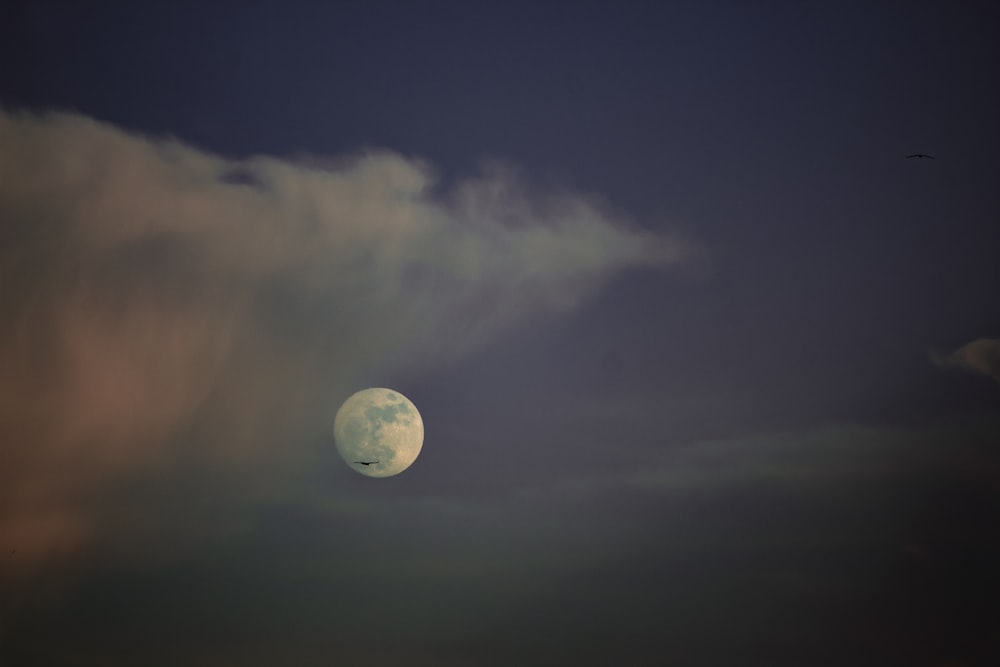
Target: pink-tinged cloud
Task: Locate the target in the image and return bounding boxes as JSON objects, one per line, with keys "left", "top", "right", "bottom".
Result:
{"left": 933, "top": 338, "right": 1000, "bottom": 383}
{"left": 0, "top": 108, "right": 692, "bottom": 577}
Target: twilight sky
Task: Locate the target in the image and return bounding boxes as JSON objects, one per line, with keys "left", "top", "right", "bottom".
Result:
{"left": 1, "top": 2, "right": 999, "bottom": 665}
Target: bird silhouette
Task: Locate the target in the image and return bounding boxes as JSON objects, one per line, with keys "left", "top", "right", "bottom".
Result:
{"left": 906, "top": 153, "right": 935, "bottom": 159}
{"left": 353, "top": 461, "right": 380, "bottom": 466}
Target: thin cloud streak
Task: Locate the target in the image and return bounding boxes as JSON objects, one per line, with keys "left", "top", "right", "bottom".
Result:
{"left": 0, "top": 109, "right": 692, "bottom": 575}
{"left": 933, "top": 337, "right": 1000, "bottom": 383}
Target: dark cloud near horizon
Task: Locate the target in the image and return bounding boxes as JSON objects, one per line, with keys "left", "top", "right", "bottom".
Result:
{"left": 4, "top": 418, "right": 999, "bottom": 665}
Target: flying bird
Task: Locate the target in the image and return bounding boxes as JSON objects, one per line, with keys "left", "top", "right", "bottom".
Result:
{"left": 906, "top": 153, "right": 935, "bottom": 159}
{"left": 353, "top": 461, "right": 380, "bottom": 466}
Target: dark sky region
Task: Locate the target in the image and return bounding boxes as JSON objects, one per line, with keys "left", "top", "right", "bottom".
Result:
{"left": 2, "top": 1, "right": 999, "bottom": 665}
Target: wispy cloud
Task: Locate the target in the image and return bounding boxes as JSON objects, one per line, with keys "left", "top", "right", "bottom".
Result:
{"left": 0, "top": 109, "right": 691, "bottom": 575}
{"left": 933, "top": 338, "right": 1000, "bottom": 383}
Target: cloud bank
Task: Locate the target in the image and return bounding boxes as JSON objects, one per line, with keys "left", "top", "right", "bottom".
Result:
{"left": 933, "top": 338, "right": 1000, "bottom": 383}
{"left": 0, "top": 109, "right": 689, "bottom": 576}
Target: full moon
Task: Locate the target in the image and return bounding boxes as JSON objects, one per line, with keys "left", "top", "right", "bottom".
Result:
{"left": 333, "top": 388, "right": 424, "bottom": 478}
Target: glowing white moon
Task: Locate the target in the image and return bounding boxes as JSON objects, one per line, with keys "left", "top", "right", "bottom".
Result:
{"left": 333, "top": 388, "right": 424, "bottom": 478}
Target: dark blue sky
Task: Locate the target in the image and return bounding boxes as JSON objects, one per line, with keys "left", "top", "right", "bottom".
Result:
{"left": 2, "top": 2, "right": 999, "bottom": 665}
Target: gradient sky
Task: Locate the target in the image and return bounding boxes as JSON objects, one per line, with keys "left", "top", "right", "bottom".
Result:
{"left": 2, "top": 2, "right": 999, "bottom": 665}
